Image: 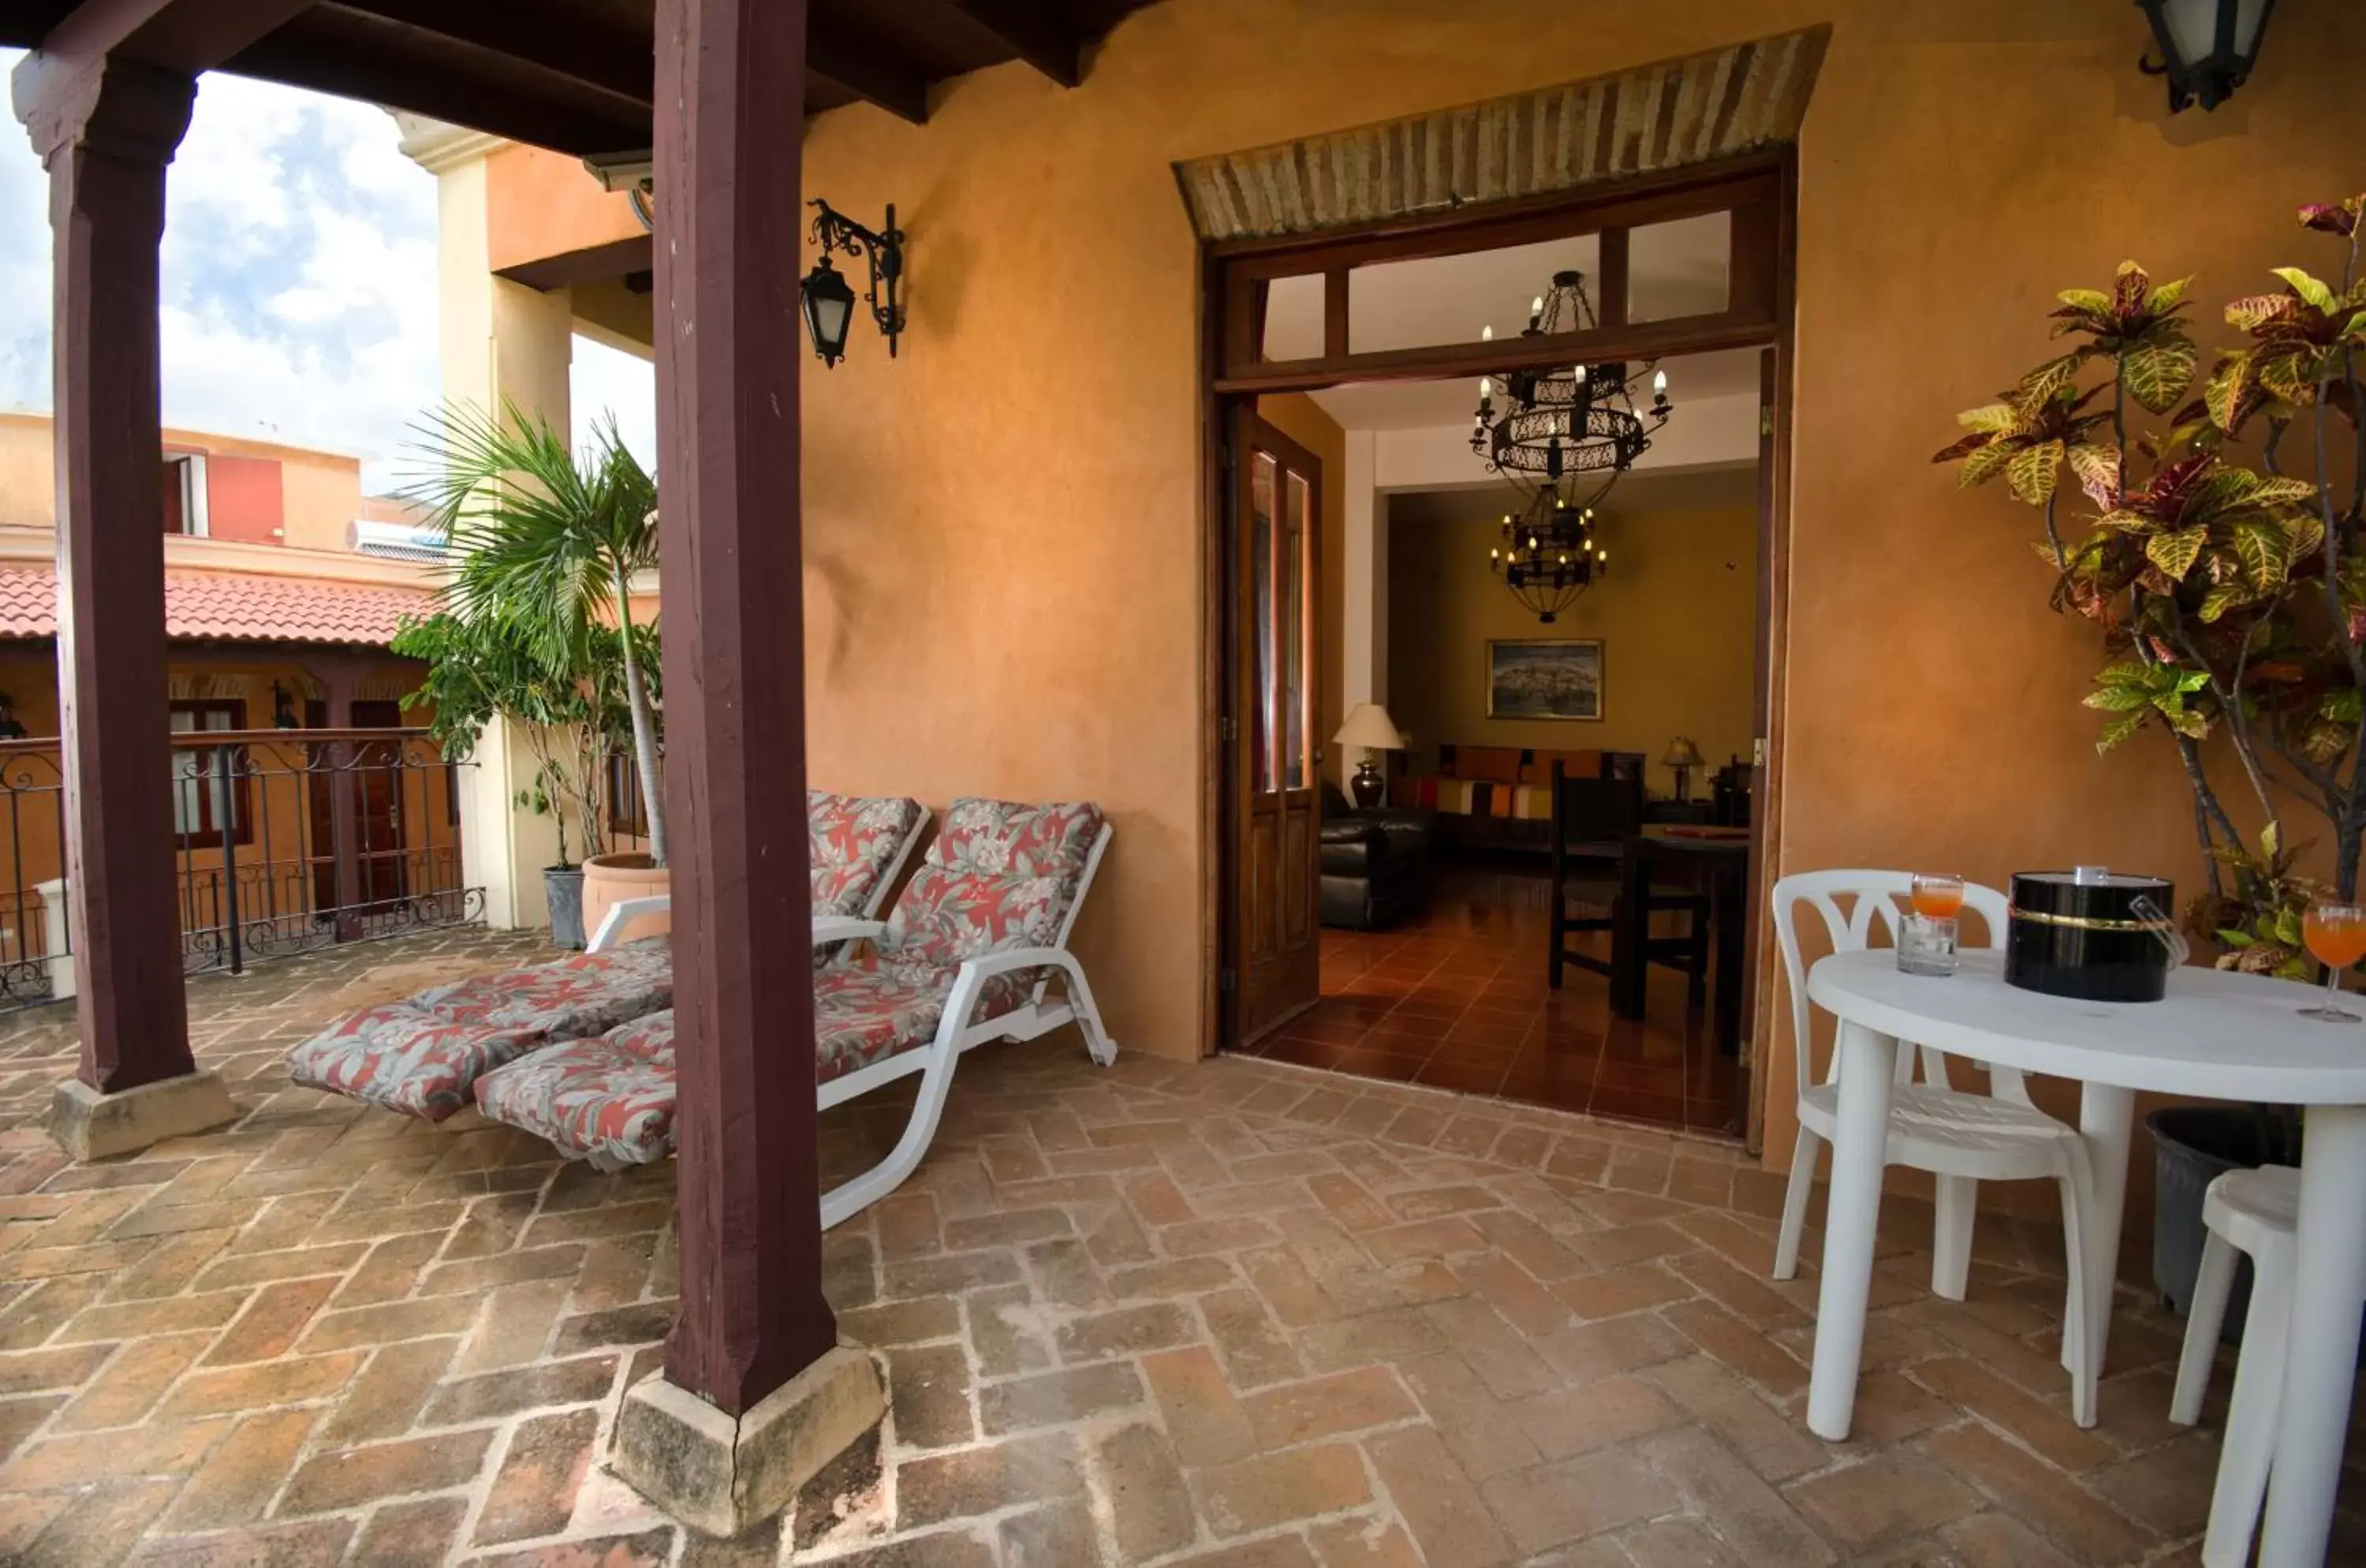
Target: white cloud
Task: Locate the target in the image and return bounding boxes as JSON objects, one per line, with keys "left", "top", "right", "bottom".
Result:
{"left": 0, "top": 53, "right": 442, "bottom": 490}
{"left": 0, "top": 54, "right": 661, "bottom": 495}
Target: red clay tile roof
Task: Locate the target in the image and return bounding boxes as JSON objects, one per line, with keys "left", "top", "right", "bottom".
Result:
{"left": 0, "top": 564, "right": 433, "bottom": 647}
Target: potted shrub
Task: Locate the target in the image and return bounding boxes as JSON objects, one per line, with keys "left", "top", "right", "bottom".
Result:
{"left": 406, "top": 405, "right": 669, "bottom": 943}
{"left": 1936, "top": 193, "right": 2365, "bottom": 1329}
{"left": 392, "top": 609, "right": 616, "bottom": 948}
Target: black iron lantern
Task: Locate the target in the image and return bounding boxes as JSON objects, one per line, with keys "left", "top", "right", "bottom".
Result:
{"left": 799, "top": 199, "right": 905, "bottom": 368}
{"left": 2137, "top": 0, "right": 2275, "bottom": 113}
{"left": 800, "top": 257, "right": 860, "bottom": 368}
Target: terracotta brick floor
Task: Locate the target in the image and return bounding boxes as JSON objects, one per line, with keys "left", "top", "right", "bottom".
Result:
{"left": 1247, "top": 868, "right": 1745, "bottom": 1138}
{"left": 0, "top": 927, "right": 2356, "bottom": 1565}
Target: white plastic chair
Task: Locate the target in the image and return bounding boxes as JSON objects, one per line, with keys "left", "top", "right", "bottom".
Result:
{"left": 2169, "top": 1164, "right": 2300, "bottom": 1568}
{"left": 1771, "top": 870, "right": 2101, "bottom": 1425}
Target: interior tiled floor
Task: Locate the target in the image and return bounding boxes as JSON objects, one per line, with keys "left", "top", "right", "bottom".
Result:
{"left": 0, "top": 928, "right": 2358, "bottom": 1564}
{"left": 1243, "top": 864, "right": 1746, "bottom": 1138}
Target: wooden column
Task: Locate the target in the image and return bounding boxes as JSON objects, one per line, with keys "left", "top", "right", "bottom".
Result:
{"left": 14, "top": 55, "right": 198, "bottom": 1094}
{"left": 652, "top": 0, "right": 834, "bottom": 1413}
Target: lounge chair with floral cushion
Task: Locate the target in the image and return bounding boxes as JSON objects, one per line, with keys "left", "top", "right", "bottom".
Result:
{"left": 470, "top": 797, "right": 1117, "bottom": 1227}
{"left": 588, "top": 788, "right": 930, "bottom": 956}
{"left": 286, "top": 790, "right": 927, "bottom": 1122}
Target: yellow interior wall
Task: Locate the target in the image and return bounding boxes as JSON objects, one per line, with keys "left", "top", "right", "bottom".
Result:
{"left": 1387, "top": 469, "right": 1759, "bottom": 797}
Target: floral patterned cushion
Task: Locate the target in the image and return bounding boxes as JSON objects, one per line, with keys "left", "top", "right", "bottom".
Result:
{"left": 285, "top": 938, "right": 674, "bottom": 1122}
{"left": 879, "top": 800, "right": 1104, "bottom": 974}
{"left": 471, "top": 959, "right": 1032, "bottom": 1164}
{"left": 472, "top": 1010, "right": 681, "bottom": 1169}
{"left": 808, "top": 791, "right": 926, "bottom": 917}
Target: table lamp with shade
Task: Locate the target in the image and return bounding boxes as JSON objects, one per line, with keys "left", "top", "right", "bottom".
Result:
{"left": 1662, "top": 736, "right": 1706, "bottom": 802}
{"left": 1334, "top": 702, "right": 1407, "bottom": 809}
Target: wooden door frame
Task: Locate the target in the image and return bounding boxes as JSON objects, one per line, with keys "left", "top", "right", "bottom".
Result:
{"left": 1195, "top": 148, "right": 1798, "bottom": 1154}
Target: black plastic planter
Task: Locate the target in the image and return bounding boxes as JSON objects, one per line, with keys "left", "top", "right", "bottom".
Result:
{"left": 2148, "top": 1105, "right": 2275, "bottom": 1343}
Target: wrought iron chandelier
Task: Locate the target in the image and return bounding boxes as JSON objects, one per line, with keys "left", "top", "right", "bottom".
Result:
{"left": 1489, "top": 487, "right": 1607, "bottom": 625}
{"left": 1470, "top": 269, "right": 1672, "bottom": 510}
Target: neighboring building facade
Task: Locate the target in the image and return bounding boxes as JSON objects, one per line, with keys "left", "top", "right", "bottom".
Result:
{"left": 0, "top": 415, "right": 462, "bottom": 1002}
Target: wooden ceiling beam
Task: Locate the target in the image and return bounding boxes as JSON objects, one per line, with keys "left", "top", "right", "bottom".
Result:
{"left": 943, "top": 0, "right": 1080, "bottom": 88}
{"left": 807, "top": 26, "right": 928, "bottom": 125}
{"left": 27, "top": 0, "right": 312, "bottom": 73}
{"left": 226, "top": 7, "right": 651, "bottom": 154}
{"left": 324, "top": 0, "right": 651, "bottom": 106}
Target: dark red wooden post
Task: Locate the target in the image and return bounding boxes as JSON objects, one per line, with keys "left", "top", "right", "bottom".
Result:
{"left": 652, "top": 0, "right": 834, "bottom": 1413}
{"left": 14, "top": 54, "right": 198, "bottom": 1094}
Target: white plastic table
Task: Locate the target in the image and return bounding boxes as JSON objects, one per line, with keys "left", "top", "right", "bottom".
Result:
{"left": 1805, "top": 948, "right": 2366, "bottom": 1567}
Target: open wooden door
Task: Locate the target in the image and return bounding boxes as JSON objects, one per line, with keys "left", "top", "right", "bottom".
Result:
{"left": 1227, "top": 408, "right": 1324, "bottom": 1046}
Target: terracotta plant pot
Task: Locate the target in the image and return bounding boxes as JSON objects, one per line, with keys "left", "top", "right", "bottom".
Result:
{"left": 581, "top": 852, "right": 671, "bottom": 947}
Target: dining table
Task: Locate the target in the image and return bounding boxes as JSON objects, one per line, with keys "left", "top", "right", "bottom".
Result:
{"left": 1610, "top": 827, "right": 1752, "bottom": 1054}
{"left": 1804, "top": 947, "right": 2366, "bottom": 1567}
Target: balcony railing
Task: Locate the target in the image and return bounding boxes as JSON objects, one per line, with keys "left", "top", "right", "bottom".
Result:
{"left": 0, "top": 728, "right": 482, "bottom": 1011}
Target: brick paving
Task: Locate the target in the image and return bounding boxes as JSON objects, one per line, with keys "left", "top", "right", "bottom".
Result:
{"left": 0, "top": 928, "right": 2354, "bottom": 1564}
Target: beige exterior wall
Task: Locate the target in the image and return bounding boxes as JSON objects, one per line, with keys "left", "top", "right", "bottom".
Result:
{"left": 405, "top": 119, "right": 581, "bottom": 932}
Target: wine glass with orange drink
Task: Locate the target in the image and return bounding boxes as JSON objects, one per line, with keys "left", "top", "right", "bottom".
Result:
{"left": 2300, "top": 904, "right": 2366, "bottom": 1022}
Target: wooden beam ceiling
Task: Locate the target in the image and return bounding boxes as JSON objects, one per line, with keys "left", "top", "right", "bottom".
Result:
{"left": 6, "top": 0, "right": 1157, "bottom": 155}
{"left": 808, "top": 25, "right": 928, "bottom": 125}
{"left": 943, "top": 0, "right": 1079, "bottom": 87}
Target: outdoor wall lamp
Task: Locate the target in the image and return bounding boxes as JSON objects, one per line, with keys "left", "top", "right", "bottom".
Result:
{"left": 2136, "top": 0, "right": 2275, "bottom": 113}
{"left": 800, "top": 199, "right": 905, "bottom": 368}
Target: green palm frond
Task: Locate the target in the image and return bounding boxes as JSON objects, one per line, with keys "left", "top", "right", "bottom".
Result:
{"left": 397, "top": 400, "right": 658, "bottom": 672}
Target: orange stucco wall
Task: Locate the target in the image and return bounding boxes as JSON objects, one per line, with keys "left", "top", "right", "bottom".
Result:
{"left": 485, "top": 144, "right": 644, "bottom": 277}
{"left": 488, "top": 2, "right": 2366, "bottom": 1191}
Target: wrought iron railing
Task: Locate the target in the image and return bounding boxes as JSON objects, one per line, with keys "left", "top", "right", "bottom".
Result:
{"left": 0, "top": 728, "right": 481, "bottom": 1010}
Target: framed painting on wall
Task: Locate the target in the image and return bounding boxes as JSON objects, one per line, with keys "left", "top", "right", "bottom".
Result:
{"left": 1487, "top": 638, "right": 1603, "bottom": 722}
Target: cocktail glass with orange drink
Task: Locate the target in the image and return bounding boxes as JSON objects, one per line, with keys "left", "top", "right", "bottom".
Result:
{"left": 2300, "top": 903, "right": 2366, "bottom": 1022}
{"left": 1911, "top": 874, "right": 1966, "bottom": 921}
{"left": 1898, "top": 874, "right": 1966, "bottom": 976}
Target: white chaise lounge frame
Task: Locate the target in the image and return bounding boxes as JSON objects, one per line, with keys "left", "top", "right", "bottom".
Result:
{"left": 587, "top": 820, "right": 1118, "bottom": 1230}
{"left": 585, "top": 805, "right": 928, "bottom": 955}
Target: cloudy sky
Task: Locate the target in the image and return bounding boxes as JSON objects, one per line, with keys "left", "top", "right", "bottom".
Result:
{"left": 0, "top": 51, "right": 655, "bottom": 492}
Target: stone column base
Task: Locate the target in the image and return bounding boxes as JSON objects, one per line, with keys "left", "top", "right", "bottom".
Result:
{"left": 613, "top": 1345, "right": 886, "bottom": 1539}
{"left": 50, "top": 1071, "right": 239, "bottom": 1161}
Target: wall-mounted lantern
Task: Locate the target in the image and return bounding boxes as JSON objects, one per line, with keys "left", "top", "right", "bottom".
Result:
{"left": 800, "top": 200, "right": 905, "bottom": 368}
{"left": 2136, "top": 0, "right": 2275, "bottom": 113}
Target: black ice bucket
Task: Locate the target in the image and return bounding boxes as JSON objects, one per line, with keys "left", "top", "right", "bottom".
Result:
{"left": 2004, "top": 868, "right": 2178, "bottom": 1003}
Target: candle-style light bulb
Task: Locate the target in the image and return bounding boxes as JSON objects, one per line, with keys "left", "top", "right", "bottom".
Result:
{"left": 1481, "top": 325, "right": 1494, "bottom": 342}
{"left": 1479, "top": 376, "right": 1492, "bottom": 398}
{"left": 1531, "top": 296, "right": 1544, "bottom": 315}
{"left": 1574, "top": 364, "right": 1588, "bottom": 384}
{"left": 1653, "top": 368, "right": 1668, "bottom": 394}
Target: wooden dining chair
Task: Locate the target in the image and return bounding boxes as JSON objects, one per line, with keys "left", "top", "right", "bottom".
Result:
{"left": 1771, "top": 869, "right": 2103, "bottom": 1425}
{"left": 1547, "top": 762, "right": 1709, "bottom": 991}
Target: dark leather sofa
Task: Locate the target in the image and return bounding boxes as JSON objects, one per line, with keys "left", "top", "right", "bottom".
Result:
{"left": 1319, "top": 782, "right": 1432, "bottom": 931}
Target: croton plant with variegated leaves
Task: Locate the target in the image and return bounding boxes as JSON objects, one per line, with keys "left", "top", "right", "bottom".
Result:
{"left": 1937, "top": 196, "right": 2366, "bottom": 974}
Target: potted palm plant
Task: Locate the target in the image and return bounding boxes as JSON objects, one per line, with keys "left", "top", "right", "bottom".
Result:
{"left": 405, "top": 403, "right": 669, "bottom": 944}
{"left": 392, "top": 609, "right": 617, "bottom": 947}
